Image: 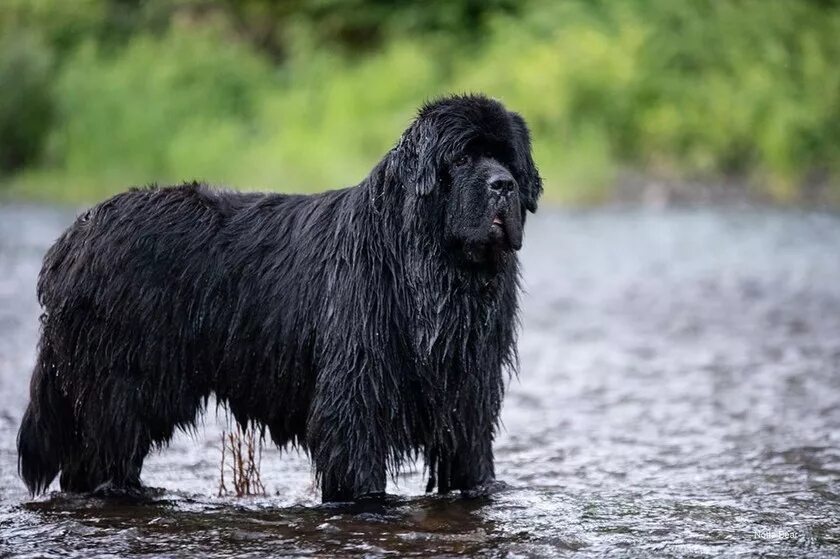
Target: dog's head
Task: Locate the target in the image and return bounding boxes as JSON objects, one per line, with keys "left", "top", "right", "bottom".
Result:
{"left": 388, "top": 95, "right": 542, "bottom": 267}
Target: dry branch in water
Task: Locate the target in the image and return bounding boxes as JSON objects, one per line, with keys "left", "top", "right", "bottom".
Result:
{"left": 218, "top": 421, "right": 266, "bottom": 497}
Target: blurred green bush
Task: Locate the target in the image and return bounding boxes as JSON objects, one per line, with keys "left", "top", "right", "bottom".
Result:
{"left": 0, "top": 30, "right": 53, "bottom": 173}
{"left": 1, "top": 0, "right": 838, "bottom": 204}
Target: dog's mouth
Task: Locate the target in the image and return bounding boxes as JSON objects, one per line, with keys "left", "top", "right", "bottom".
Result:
{"left": 460, "top": 210, "right": 524, "bottom": 266}
{"left": 489, "top": 213, "right": 510, "bottom": 248}
{"left": 488, "top": 210, "right": 523, "bottom": 252}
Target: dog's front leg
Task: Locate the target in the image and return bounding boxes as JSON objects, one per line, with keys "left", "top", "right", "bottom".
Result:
{"left": 307, "top": 361, "right": 388, "bottom": 503}
{"left": 445, "top": 425, "right": 500, "bottom": 496}
{"left": 450, "top": 427, "right": 509, "bottom": 497}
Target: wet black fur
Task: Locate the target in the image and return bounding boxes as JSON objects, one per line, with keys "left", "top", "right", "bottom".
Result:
{"left": 17, "top": 95, "right": 542, "bottom": 502}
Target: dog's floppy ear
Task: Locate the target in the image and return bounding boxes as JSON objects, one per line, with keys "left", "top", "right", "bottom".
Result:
{"left": 387, "top": 119, "right": 440, "bottom": 196}
{"left": 509, "top": 112, "right": 543, "bottom": 213}
{"left": 412, "top": 121, "right": 440, "bottom": 195}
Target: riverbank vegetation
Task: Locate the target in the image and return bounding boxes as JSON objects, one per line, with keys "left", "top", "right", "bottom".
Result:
{"left": 1, "top": 0, "right": 838, "bottom": 205}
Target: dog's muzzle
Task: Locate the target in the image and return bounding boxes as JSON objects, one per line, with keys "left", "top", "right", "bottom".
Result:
{"left": 486, "top": 166, "right": 523, "bottom": 251}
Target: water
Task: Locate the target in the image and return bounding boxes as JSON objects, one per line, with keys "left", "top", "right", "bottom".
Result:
{"left": 1, "top": 205, "right": 839, "bottom": 557}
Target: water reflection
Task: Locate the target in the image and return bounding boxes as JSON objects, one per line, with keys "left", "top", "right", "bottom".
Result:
{"left": 1, "top": 206, "right": 839, "bottom": 557}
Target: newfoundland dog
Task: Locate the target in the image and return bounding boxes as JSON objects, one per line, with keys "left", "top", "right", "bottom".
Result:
{"left": 18, "top": 94, "right": 542, "bottom": 502}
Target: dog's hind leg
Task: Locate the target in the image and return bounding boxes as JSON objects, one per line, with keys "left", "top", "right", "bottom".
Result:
{"left": 59, "top": 381, "right": 155, "bottom": 496}
{"left": 57, "top": 429, "right": 151, "bottom": 496}
{"left": 57, "top": 444, "right": 95, "bottom": 493}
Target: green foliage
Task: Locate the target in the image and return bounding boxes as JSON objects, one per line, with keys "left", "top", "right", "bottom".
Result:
{"left": 48, "top": 25, "right": 270, "bottom": 185}
{"left": 0, "top": 0, "right": 106, "bottom": 54}
{"left": 0, "top": 29, "right": 54, "bottom": 173}
{"left": 2, "top": 0, "right": 839, "bottom": 204}
{"left": 462, "top": 0, "right": 840, "bottom": 201}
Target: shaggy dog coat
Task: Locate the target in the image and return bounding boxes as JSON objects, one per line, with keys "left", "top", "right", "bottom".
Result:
{"left": 18, "top": 94, "right": 542, "bottom": 502}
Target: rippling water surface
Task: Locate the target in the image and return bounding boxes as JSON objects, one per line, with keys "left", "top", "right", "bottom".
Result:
{"left": 1, "top": 206, "right": 839, "bottom": 557}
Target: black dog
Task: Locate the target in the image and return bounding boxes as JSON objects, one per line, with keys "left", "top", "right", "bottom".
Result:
{"left": 18, "top": 94, "right": 542, "bottom": 502}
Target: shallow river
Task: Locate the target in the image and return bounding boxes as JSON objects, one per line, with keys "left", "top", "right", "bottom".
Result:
{"left": 1, "top": 205, "right": 839, "bottom": 558}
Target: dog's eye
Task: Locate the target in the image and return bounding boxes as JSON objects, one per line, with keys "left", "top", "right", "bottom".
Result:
{"left": 453, "top": 154, "right": 471, "bottom": 167}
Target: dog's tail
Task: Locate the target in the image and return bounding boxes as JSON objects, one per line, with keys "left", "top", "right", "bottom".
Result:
{"left": 17, "top": 345, "right": 72, "bottom": 495}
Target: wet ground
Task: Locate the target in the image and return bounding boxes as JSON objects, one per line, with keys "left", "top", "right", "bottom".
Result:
{"left": 1, "top": 205, "right": 839, "bottom": 557}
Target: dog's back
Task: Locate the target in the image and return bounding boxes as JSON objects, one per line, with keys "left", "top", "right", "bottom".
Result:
{"left": 20, "top": 184, "right": 228, "bottom": 493}
{"left": 18, "top": 182, "right": 340, "bottom": 494}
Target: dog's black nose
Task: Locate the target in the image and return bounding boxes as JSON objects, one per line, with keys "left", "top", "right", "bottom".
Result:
{"left": 488, "top": 173, "right": 515, "bottom": 194}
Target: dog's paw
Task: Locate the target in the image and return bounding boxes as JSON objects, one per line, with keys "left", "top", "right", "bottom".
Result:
{"left": 90, "top": 482, "right": 161, "bottom": 502}
{"left": 461, "top": 479, "right": 510, "bottom": 498}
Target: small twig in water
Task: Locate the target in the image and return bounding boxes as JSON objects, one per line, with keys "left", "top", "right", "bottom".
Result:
{"left": 218, "top": 419, "right": 266, "bottom": 497}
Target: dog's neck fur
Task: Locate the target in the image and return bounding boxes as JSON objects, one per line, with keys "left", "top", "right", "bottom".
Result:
{"left": 361, "top": 151, "right": 519, "bottom": 288}
{"left": 354, "top": 153, "right": 520, "bottom": 362}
